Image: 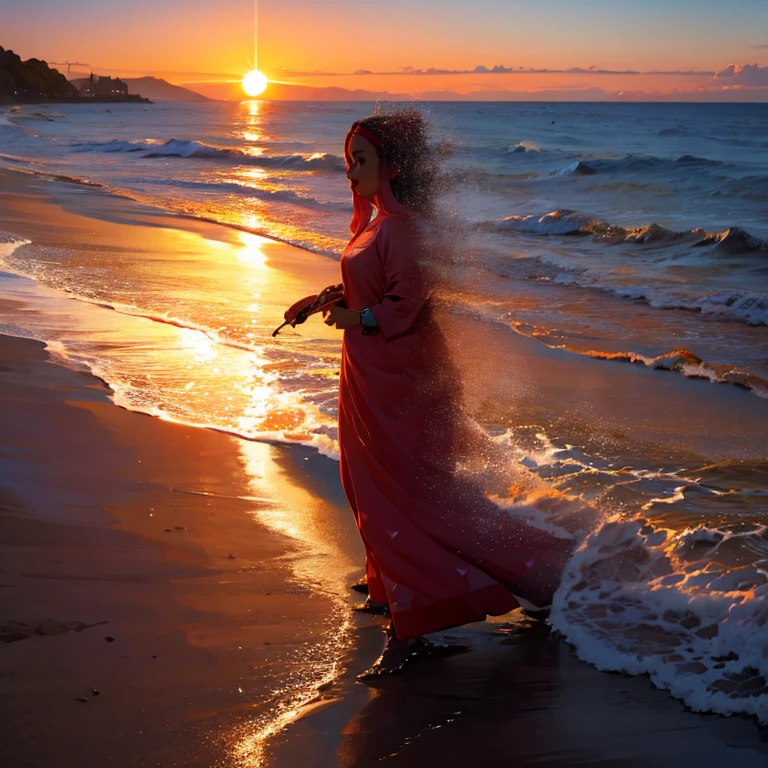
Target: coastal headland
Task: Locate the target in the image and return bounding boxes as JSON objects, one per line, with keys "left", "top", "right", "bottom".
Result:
{"left": 0, "top": 46, "right": 149, "bottom": 104}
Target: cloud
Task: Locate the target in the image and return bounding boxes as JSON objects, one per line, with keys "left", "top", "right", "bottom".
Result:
{"left": 473, "top": 65, "right": 515, "bottom": 73}
{"left": 278, "top": 64, "right": 715, "bottom": 78}
{"left": 413, "top": 87, "right": 612, "bottom": 101}
{"left": 715, "top": 63, "right": 768, "bottom": 86}
{"left": 646, "top": 70, "right": 715, "bottom": 76}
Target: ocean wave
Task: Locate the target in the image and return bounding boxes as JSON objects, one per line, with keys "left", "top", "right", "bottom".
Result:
{"left": 556, "top": 276, "right": 768, "bottom": 327}
{"left": 169, "top": 209, "right": 344, "bottom": 259}
{"left": 4, "top": 166, "right": 346, "bottom": 259}
{"left": 691, "top": 291, "right": 768, "bottom": 327}
{"left": 693, "top": 226, "right": 768, "bottom": 253}
{"left": 0, "top": 113, "right": 43, "bottom": 138}
{"left": 484, "top": 211, "right": 768, "bottom": 327}
{"left": 0, "top": 153, "right": 33, "bottom": 165}
{"left": 0, "top": 235, "right": 31, "bottom": 266}
{"left": 41, "top": 330, "right": 342, "bottom": 462}
{"left": 486, "top": 209, "right": 596, "bottom": 235}
{"left": 551, "top": 518, "right": 768, "bottom": 723}
{"left": 674, "top": 154, "right": 724, "bottom": 167}
{"left": 144, "top": 177, "right": 349, "bottom": 211}
{"left": 552, "top": 160, "right": 600, "bottom": 177}
{"left": 505, "top": 141, "right": 541, "bottom": 154}
{"left": 486, "top": 209, "right": 692, "bottom": 240}
{"left": 552, "top": 153, "right": 723, "bottom": 177}
{"left": 574, "top": 347, "right": 768, "bottom": 398}
{"left": 486, "top": 425, "right": 768, "bottom": 722}
{"left": 486, "top": 210, "right": 768, "bottom": 253}
{"left": 548, "top": 276, "right": 768, "bottom": 328}
{"left": 719, "top": 175, "right": 768, "bottom": 201}
{"left": 74, "top": 138, "right": 346, "bottom": 171}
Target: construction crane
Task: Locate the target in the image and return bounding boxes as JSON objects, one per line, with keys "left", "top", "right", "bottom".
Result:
{"left": 50, "top": 61, "right": 90, "bottom": 75}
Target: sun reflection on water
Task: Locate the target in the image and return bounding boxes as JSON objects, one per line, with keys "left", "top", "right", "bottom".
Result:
{"left": 237, "top": 231, "right": 269, "bottom": 269}
{"left": 178, "top": 327, "right": 218, "bottom": 363}
{"left": 241, "top": 98, "right": 266, "bottom": 143}
{"left": 229, "top": 441, "right": 359, "bottom": 767}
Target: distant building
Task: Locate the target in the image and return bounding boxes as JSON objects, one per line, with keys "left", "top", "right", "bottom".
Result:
{"left": 77, "top": 73, "right": 128, "bottom": 99}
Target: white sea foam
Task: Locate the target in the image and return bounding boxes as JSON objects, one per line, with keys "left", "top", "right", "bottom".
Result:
{"left": 506, "top": 140, "right": 541, "bottom": 153}
{"left": 493, "top": 209, "right": 595, "bottom": 235}
{"left": 551, "top": 519, "right": 768, "bottom": 723}
{"left": 566, "top": 347, "right": 768, "bottom": 399}
{"left": 0, "top": 236, "right": 31, "bottom": 266}
{"left": 693, "top": 291, "right": 768, "bottom": 327}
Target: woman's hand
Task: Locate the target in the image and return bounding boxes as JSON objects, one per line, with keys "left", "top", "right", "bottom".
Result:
{"left": 324, "top": 304, "right": 361, "bottom": 329}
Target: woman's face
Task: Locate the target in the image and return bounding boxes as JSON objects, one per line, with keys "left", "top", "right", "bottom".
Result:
{"left": 346, "top": 134, "right": 380, "bottom": 200}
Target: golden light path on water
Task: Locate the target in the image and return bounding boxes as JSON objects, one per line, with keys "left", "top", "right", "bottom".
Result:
{"left": 230, "top": 442, "right": 359, "bottom": 767}
{"left": 2, "top": 220, "right": 356, "bottom": 765}
{"left": 166, "top": 229, "right": 356, "bottom": 764}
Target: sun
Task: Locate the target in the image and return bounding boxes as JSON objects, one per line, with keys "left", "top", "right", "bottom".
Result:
{"left": 242, "top": 69, "right": 268, "bottom": 97}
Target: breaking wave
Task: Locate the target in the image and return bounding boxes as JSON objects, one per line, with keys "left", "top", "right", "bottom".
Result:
{"left": 482, "top": 212, "right": 768, "bottom": 326}
{"left": 74, "top": 138, "right": 346, "bottom": 171}
{"left": 551, "top": 518, "right": 768, "bottom": 723}
{"left": 572, "top": 347, "right": 768, "bottom": 399}
{"left": 142, "top": 177, "right": 349, "bottom": 211}
{"left": 552, "top": 153, "right": 724, "bottom": 177}
{"left": 484, "top": 210, "right": 768, "bottom": 253}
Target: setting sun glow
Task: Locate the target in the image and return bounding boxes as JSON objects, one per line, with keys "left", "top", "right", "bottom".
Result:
{"left": 242, "top": 69, "right": 268, "bottom": 97}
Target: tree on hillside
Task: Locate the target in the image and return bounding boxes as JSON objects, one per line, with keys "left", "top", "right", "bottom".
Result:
{"left": 0, "top": 47, "right": 78, "bottom": 102}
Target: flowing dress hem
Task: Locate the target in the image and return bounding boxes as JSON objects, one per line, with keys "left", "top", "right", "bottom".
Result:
{"left": 392, "top": 583, "right": 519, "bottom": 639}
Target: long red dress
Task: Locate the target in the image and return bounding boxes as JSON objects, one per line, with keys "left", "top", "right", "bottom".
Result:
{"left": 338, "top": 212, "right": 573, "bottom": 639}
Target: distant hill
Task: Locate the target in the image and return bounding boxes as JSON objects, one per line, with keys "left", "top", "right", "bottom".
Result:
{"left": 185, "top": 79, "right": 411, "bottom": 102}
{"left": 121, "top": 77, "right": 209, "bottom": 101}
{"left": 68, "top": 75, "right": 205, "bottom": 101}
{"left": 0, "top": 46, "right": 77, "bottom": 103}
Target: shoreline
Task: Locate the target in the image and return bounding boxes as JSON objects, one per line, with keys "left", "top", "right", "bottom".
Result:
{"left": 2, "top": 159, "right": 765, "bottom": 406}
{"left": 0, "top": 333, "right": 362, "bottom": 767}
{"left": 0, "top": 162, "right": 343, "bottom": 257}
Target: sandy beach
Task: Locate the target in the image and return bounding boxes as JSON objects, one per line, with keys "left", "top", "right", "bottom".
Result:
{"left": 1, "top": 168, "right": 768, "bottom": 767}
{"left": 0, "top": 333, "right": 359, "bottom": 767}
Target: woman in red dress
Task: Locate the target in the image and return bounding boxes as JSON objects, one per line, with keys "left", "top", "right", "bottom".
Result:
{"left": 323, "top": 110, "right": 574, "bottom": 675}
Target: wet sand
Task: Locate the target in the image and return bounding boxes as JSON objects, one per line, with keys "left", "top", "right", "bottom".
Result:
{"left": 1, "top": 167, "right": 767, "bottom": 767}
{"left": 272, "top": 618, "right": 768, "bottom": 768}
{"left": 0, "top": 333, "right": 358, "bottom": 767}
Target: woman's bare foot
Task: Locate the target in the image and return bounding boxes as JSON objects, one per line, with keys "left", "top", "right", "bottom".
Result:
{"left": 350, "top": 577, "right": 369, "bottom": 595}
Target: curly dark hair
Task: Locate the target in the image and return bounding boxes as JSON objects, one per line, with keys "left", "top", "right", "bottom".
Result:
{"left": 350, "top": 107, "right": 440, "bottom": 215}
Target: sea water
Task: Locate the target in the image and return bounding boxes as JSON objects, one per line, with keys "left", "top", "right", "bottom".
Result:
{"left": 1, "top": 99, "right": 767, "bottom": 722}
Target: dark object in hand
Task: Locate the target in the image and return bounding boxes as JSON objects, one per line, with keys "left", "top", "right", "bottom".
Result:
{"left": 272, "top": 284, "right": 344, "bottom": 337}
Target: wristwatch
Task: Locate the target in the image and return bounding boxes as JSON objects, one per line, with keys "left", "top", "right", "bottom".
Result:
{"left": 360, "top": 307, "right": 377, "bottom": 327}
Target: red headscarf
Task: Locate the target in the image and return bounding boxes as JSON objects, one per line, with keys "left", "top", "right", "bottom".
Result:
{"left": 344, "top": 121, "right": 412, "bottom": 242}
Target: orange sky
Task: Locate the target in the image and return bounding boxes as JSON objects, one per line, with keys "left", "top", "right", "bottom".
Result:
{"left": 3, "top": 0, "right": 768, "bottom": 100}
